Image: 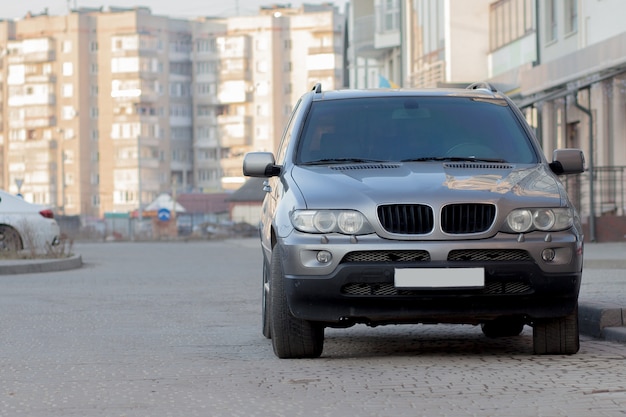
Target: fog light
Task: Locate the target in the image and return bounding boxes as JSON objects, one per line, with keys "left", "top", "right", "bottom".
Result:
{"left": 541, "top": 248, "right": 556, "bottom": 262}
{"left": 316, "top": 250, "right": 332, "bottom": 263}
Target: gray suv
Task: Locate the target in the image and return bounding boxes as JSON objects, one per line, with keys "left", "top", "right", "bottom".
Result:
{"left": 243, "top": 83, "right": 585, "bottom": 358}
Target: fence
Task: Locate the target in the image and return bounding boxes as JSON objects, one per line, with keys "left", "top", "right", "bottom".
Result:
{"left": 562, "top": 165, "right": 626, "bottom": 241}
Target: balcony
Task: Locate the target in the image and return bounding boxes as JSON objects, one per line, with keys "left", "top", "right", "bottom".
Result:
{"left": 195, "top": 137, "right": 219, "bottom": 149}
{"left": 194, "top": 94, "right": 219, "bottom": 106}
{"left": 8, "top": 49, "right": 56, "bottom": 64}
{"left": 308, "top": 45, "right": 342, "bottom": 55}
{"left": 308, "top": 68, "right": 340, "bottom": 79}
{"left": 8, "top": 93, "right": 56, "bottom": 107}
{"left": 217, "top": 81, "right": 252, "bottom": 104}
{"left": 217, "top": 114, "right": 252, "bottom": 147}
{"left": 21, "top": 116, "right": 57, "bottom": 129}
{"left": 25, "top": 74, "right": 57, "bottom": 84}
{"left": 219, "top": 68, "right": 252, "bottom": 81}
{"left": 137, "top": 135, "right": 160, "bottom": 147}
{"left": 219, "top": 58, "right": 251, "bottom": 81}
{"left": 195, "top": 72, "right": 218, "bottom": 83}
{"left": 374, "top": 29, "right": 400, "bottom": 50}
{"left": 217, "top": 36, "right": 251, "bottom": 59}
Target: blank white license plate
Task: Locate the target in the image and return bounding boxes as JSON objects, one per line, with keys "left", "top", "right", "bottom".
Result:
{"left": 394, "top": 268, "right": 485, "bottom": 288}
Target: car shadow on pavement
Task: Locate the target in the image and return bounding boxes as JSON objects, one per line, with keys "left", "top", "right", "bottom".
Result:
{"left": 321, "top": 324, "right": 534, "bottom": 359}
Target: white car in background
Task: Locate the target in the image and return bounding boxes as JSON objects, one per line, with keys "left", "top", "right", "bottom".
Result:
{"left": 0, "top": 190, "right": 61, "bottom": 254}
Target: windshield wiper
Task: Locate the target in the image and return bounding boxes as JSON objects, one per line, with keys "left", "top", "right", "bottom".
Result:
{"left": 302, "top": 158, "right": 390, "bottom": 165}
{"left": 401, "top": 156, "right": 508, "bottom": 163}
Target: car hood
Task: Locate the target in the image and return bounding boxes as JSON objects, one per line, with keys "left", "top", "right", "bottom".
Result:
{"left": 291, "top": 162, "right": 567, "bottom": 209}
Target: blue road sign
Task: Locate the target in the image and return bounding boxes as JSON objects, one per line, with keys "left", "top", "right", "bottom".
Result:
{"left": 157, "top": 207, "right": 171, "bottom": 222}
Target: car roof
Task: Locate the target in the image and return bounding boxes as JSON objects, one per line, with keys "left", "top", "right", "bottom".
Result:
{"left": 309, "top": 85, "right": 508, "bottom": 102}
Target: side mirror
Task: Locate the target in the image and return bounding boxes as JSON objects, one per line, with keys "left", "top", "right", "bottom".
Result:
{"left": 243, "top": 152, "right": 281, "bottom": 177}
{"left": 550, "top": 149, "right": 585, "bottom": 175}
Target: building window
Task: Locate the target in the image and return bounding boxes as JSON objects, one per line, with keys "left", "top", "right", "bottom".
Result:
{"left": 62, "top": 40, "right": 72, "bottom": 53}
{"left": 111, "top": 57, "right": 139, "bottom": 73}
{"left": 196, "top": 60, "right": 216, "bottom": 74}
{"left": 256, "top": 60, "right": 268, "bottom": 73}
{"left": 62, "top": 106, "right": 76, "bottom": 120}
{"left": 378, "top": 0, "right": 400, "bottom": 32}
{"left": 256, "top": 104, "right": 269, "bottom": 117}
{"left": 62, "top": 62, "right": 73, "bottom": 76}
{"left": 256, "top": 39, "right": 268, "bottom": 51}
{"left": 489, "top": 0, "right": 535, "bottom": 51}
{"left": 196, "top": 39, "right": 216, "bottom": 53}
{"left": 546, "top": 0, "right": 557, "bottom": 43}
{"left": 196, "top": 83, "right": 214, "bottom": 95}
{"left": 564, "top": 0, "right": 578, "bottom": 35}
{"left": 63, "top": 83, "right": 73, "bottom": 97}
{"left": 256, "top": 126, "right": 269, "bottom": 140}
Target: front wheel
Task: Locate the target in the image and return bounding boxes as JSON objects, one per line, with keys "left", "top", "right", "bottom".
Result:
{"left": 261, "top": 257, "right": 271, "bottom": 339}
{"left": 533, "top": 305, "right": 580, "bottom": 355}
{"left": 269, "top": 247, "right": 324, "bottom": 359}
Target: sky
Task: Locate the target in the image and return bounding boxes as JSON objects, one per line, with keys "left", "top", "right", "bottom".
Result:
{"left": 2, "top": 0, "right": 348, "bottom": 20}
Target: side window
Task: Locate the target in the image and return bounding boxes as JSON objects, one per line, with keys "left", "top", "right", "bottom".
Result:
{"left": 275, "top": 98, "right": 303, "bottom": 165}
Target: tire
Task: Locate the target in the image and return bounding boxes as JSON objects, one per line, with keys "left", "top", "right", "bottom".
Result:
{"left": 269, "top": 247, "right": 324, "bottom": 359}
{"left": 533, "top": 305, "right": 580, "bottom": 355}
{"left": 481, "top": 318, "right": 525, "bottom": 338}
{"left": 261, "top": 257, "right": 271, "bottom": 339}
{"left": 0, "top": 226, "right": 22, "bottom": 253}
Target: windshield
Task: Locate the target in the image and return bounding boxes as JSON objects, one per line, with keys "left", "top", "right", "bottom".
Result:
{"left": 296, "top": 96, "right": 538, "bottom": 164}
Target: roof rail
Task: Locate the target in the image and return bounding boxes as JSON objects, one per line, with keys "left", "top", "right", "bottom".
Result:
{"left": 467, "top": 81, "right": 497, "bottom": 93}
{"left": 312, "top": 83, "right": 322, "bottom": 94}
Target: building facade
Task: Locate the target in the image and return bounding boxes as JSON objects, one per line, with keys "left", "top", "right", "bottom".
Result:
{"left": 0, "top": 11, "right": 99, "bottom": 217}
{"left": 0, "top": 4, "right": 344, "bottom": 219}
{"left": 347, "top": 0, "right": 491, "bottom": 89}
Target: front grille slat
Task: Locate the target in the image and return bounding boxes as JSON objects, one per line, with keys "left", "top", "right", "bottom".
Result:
{"left": 378, "top": 204, "right": 434, "bottom": 234}
{"left": 441, "top": 203, "right": 496, "bottom": 234}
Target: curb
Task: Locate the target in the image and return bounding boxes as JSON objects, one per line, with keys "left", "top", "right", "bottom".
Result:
{"left": 0, "top": 254, "right": 83, "bottom": 275}
{"left": 579, "top": 301, "right": 626, "bottom": 343}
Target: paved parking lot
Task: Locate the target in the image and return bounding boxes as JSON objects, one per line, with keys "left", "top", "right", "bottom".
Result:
{"left": 1, "top": 239, "right": 625, "bottom": 416}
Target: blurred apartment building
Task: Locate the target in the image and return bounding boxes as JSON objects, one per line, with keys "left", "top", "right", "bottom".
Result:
{"left": 0, "top": 3, "right": 344, "bottom": 218}
{"left": 347, "top": 0, "right": 626, "bottom": 241}
{"left": 348, "top": 0, "right": 491, "bottom": 89}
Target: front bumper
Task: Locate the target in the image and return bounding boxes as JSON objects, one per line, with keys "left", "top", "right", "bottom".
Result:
{"left": 277, "top": 231, "right": 583, "bottom": 326}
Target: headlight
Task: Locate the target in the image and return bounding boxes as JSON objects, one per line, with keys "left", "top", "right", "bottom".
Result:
{"left": 503, "top": 208, "right": 574, "bottom": 233}
{"left": 291, "top": 210, "right": 374, "bottom": 235}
